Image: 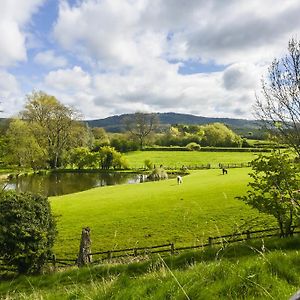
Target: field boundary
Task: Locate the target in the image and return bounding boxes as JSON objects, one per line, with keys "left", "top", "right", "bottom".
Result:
{"left": 2, "top": 225, "right": 299, "bottom": 271}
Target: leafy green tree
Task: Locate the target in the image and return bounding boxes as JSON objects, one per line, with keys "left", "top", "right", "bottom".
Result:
{"left": 97, "top": 146, "right": 128, "bottom": 169}
{"left": 0, "top": 191, "right": 56, "bottom": 274}
{"left": 91, "top": 127, "right": 110, "bottom": 150}
{"left": 67, "top": 147, "right": 97, "bottom": 169}
{"left": 201, "top": 123, "right": 242, "bottom": 147}
{"left": 237, "top": 152, "right": 300, "bottom": 237}
{"left": 6, "top": 119, "right": 47, "bottom": 169}
{"left": 110, "top": 133, "right": 139, "bottom": 152}
{"left": 21, "top": 91, "right": 89, "bottom": 168}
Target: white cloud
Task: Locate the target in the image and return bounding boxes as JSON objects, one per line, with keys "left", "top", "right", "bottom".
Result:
{"left": 45, "top": 66, "right": 91, "bottom": 92}
{"left": 3, "top": 0, "right": 300, "bottom": 119}
{"left": 34, "top": 50, "right": 68, "bottom": 68}
{"left": 0, "top": 0, "right": 45, "bottom": 66}
{"left": 0, "top": 70, "right": 22, "bottom": 117}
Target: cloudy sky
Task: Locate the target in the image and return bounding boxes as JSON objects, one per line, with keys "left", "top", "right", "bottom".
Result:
{"left": 0, "top": 0, "right": 299, "bottom": 119}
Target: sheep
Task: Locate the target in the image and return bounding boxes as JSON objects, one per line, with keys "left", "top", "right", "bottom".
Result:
{"left": 177, "top": 175, "right": 183, "bottom": 184}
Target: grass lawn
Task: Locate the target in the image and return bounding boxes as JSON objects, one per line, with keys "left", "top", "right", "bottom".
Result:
{"left": 124, "top": 151, "right": 261, "bottom": 168}
{"left": 51, "top": 168, "right": 275, "bottom": 258}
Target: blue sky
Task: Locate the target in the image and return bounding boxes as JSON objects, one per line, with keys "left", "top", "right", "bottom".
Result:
{"left": 1, "top": 0, "right": 300, "bottom": 119}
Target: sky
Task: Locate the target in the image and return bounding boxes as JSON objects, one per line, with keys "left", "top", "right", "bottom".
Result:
{"left": 0, "top": 0, "right": 299, "bottom": 120}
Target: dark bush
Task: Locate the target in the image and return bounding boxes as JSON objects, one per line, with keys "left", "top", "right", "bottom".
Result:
{"left": 0, "top": 191, "right": 56, "bottom": 274}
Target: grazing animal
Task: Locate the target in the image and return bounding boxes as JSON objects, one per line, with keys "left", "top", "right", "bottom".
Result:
{"left": 222, "top": 168, "right": 228, "bottom": 175}
{"left": 177, "top": 175, "right": 183, "bottom": 184}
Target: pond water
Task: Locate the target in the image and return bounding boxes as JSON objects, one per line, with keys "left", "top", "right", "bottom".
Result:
{"left": 2, "top": 172, "right": 143, "bottom": 197}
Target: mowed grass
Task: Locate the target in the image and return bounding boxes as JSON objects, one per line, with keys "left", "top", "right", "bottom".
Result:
{"left": 125, "top": 151, "right": 261, "bottom": 168}
{"left": 51, "top": 168, "right": 275, "bottom": 258}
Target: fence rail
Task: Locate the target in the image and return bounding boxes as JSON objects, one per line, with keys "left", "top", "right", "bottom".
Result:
{"left": 1, "top": 225, "right": 299, "bottom": 272}
{"left": 133, "top": 162, "right": 251, "bottom": 171}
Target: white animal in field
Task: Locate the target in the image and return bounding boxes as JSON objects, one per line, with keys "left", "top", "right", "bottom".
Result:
{"left": 177, "top": 175, "right": 183, "bottom": 184}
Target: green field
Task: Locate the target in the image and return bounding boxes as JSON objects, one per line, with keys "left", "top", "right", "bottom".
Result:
{"left": 51, "top": 168, "right": 275, "bottom": 258}
{"left": 125, "top": 151, "right": 261, "bottom": 168}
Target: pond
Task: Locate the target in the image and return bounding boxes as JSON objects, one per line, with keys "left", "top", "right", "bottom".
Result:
{"left": 2, "top": 172, "right": 144, "bottom": 197}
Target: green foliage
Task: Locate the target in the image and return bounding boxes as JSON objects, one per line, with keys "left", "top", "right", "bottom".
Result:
{"left": 6, "top": 119, "right": 47, "bottom": 169}
{"left": 20, "top": 91, "right": 90, "bottom": 168}
{"left": 67, "top": 147, "right": 97, "bottom": 169}
{"left": 97, "top": 146, "right": 128, "bottom": 169}
{"left": 110, "top": 133, "right": 139, "bottom": 152}
{"left": 156, "top": 123, "right": 242, "bottom": 148}
{"left": 0, "top": 191, "right": 56, "bottom": 274}
{"left": 67, "top": 146, "right": 128, "bottom": 170}
{"left": 144, "top": 159, "right": 153, "bottom": 170}
{"left": 237, "top": 152, "right": 300, "bottom": 237}
{"left": 186, "top": 142, "right": 201, "bottom": 151}
{"left": 201, "top": 123, "right": 242, "bottom": 147}
{"left": 147, "top": 167, "right": 168, "bottom": 180}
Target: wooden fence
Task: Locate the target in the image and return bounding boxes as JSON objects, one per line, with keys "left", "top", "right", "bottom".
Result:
{"left": 50, "top": 225, "right": 300, "bottom": 268}
{"left": 1, "top": 225, "right": 299, "bottom": 271}
{"left": 134, "top": 162, "right": 251, "bottom": 171}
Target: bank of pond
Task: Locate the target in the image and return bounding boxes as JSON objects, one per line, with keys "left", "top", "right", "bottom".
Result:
{"left": 1, "top": 170, "right": 180, "bottom": 196}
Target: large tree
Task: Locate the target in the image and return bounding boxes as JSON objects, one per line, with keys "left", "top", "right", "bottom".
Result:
{"left": 124, "top": 112, "right": 159, "bottom": 149}
{"left": 255, "top": 39, "right": 300, "bottom": 157}
{"left": 21, "top": 91, "right": 88, "bottom": 168}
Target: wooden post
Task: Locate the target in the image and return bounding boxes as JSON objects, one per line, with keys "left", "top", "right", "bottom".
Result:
{"left": 170, "top": 243, "right": 175, "bottom": 255}
{"left": 77, "top": 227, "right": 92, "bottom": 267}
{"left": 246, "top": 230, "right": 251, "bottom": 240}
{"left": 52, "top": 254, "right": 56, "bottom": 270}
{"left": 208, "top": 237, "right": 213, "bottom": 246}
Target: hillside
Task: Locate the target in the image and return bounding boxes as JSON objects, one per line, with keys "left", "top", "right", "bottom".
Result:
{"left": 86, "top": 112, "right": 261, "bottom": 134}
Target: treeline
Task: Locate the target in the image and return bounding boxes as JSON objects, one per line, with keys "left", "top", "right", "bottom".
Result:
{"left": 0, "top": 91, "right": 263, "bottom": 170}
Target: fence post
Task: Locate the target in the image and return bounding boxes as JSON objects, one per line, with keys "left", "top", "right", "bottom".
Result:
{"left": 52, "top": 254, "right": 56, "bottom": 270}
{"left": 77, "top": 227, "right": 92, "bottom": 267}
{"left": 246, "top": 230, "right": 251, "bottom": 240}
{"left": 170, "top": 243, "right": 175, "bottom": 255}
{"left": 208, "top": 237, "right": 213, "bottom": 246}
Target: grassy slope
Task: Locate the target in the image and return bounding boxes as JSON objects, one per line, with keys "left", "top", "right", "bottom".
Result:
{"left": 51, "top": 168, "right": 275, "bottom": 258}
{"left": 125, "top": 151, "right": 260, "bottom": 168}
{"left": 1, "top": 237, "right": 300, "bottom": 299}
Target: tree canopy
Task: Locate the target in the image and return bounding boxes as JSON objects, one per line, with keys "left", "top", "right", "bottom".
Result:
{"left": 17, "top": 91, "right": 90, "bottom": 168}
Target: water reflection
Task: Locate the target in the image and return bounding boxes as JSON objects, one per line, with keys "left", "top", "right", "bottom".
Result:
{"left": 3, "top": 172, "right": 141, "bottom": 197}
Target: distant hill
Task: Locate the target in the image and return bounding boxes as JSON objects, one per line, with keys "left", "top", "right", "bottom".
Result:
{"left": 86, "top": 112, "right": 263, "bottom": 136}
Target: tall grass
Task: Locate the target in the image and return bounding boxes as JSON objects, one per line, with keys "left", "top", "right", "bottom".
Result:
{"left": 1, "top": 237, "right": 300, "bottom": 299}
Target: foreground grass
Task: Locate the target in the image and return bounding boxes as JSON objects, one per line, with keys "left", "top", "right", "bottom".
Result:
{"left": 125, "top": 151, "right": 261, "bottom": 169}
{"left": 51, "top": 168, "right": 275, "bottom": 258}
{"left": 1, "top": 237, "right": 300, "bottom": 299}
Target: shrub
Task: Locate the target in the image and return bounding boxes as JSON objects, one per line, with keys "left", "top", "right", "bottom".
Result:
{"left": 0, "top": 191, "right": 56, "bottom": 274}
{"left": 144, "top": 159, "right": 153, "bottom": 170}
{"left": 148, "top": 167, "right": 168, "bottom": 180}
{"left": 186, "top": 142, "right": 201, "bottom": 151}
